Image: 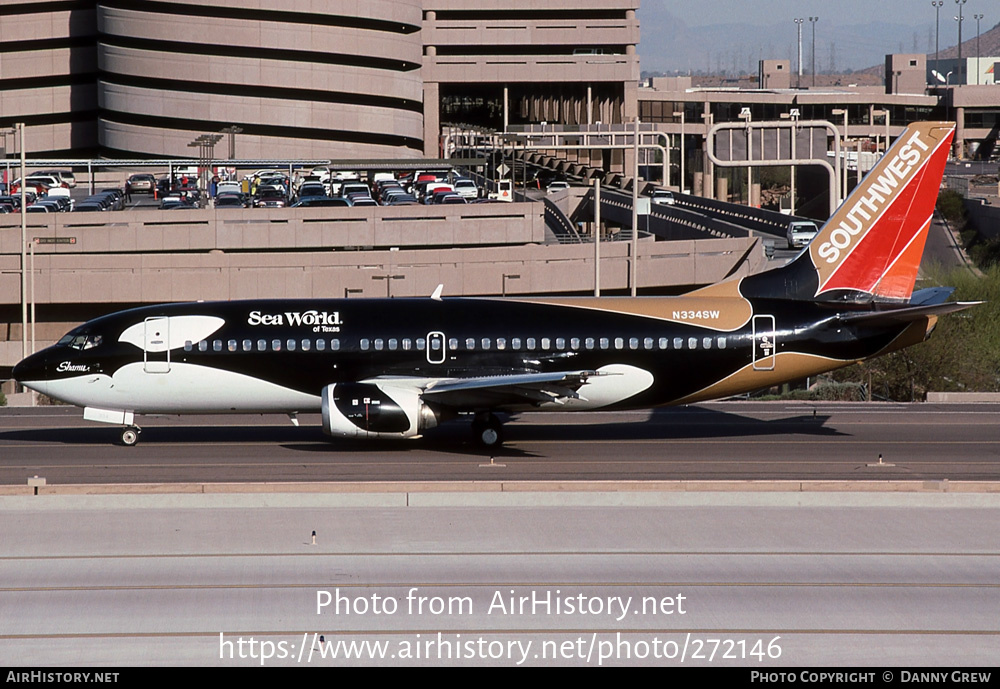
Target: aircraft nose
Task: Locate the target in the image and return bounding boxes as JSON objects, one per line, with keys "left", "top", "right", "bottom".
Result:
{"left": 12, "top": 349, "right": 48, "bottom": 385}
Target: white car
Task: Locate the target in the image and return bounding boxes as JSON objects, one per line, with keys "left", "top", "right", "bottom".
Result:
{"left": 453, "top": 178, "right": 479, "bottom": 199}
{"left": 786, "top": 220, "right": 819, "bottom": 249}
{"left": 546, "top": 181, "right": 570, "bottom": 194}
{"left": 651, "top": 189, "right": 675, "bottom": 205}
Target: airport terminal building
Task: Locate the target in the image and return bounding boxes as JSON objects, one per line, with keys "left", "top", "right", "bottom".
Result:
{"left": 0, "top": 0, "right": 639, "bottom": 159}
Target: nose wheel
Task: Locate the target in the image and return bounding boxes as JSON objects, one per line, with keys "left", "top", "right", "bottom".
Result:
{"left": 120, "top": 426, "right": 141, "bottom": 446}
{"left": 472, "top": 413, "right": 504, "bottom": 448}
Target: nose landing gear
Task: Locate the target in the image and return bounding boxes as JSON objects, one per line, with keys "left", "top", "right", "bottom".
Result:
{"left": 120, "top": 426, "right": 141, "bottom": 446}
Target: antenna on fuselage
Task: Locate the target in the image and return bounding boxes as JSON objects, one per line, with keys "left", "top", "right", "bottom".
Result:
{"left": 431, "top": 284, "right": 444, "bottom": 301}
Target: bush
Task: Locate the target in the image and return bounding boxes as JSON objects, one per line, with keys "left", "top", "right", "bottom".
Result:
{"left": 937, "top": 189, "right": 967, "bottom": 227}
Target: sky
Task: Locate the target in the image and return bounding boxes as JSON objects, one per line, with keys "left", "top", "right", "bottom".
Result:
{"left": 641, "top": 0, "right": 951, "bottom": 28}
{"left": 635, "top": 0, "right": 990, "bottom": 73}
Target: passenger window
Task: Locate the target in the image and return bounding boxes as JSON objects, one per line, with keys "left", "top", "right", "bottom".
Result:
{"left": 703, "top": 337, "right": 712, "bottom": 350}
{"left": 600, "top": 337, "right": 609, "bottom": 349}
{"left": 482, "top": 338, "right": 491, "bottom": 350}
{"left": 511, "top": 337, "right": 521, "bottom": 350}
{"left": 374, "top": 339, "right": 384, "bottom": 351}
{"left": 331, "top": 339, "right": 341, "bottom": 351}
{"left": 416, "top": 338, "right": 425, "bottom": 349}
{"left": 388, "top": 339, "right": 398, "bottom": 350}
{"left": 497, "top": 338, "right": 506, "bottom": 350}
{"left": 526, "top": 337, "right": 536, "bottom": 349}
{"left": 213, "top": 340, "right": 222, "bottom": 352}
{"left": 316, "top": 339, "right": 326, "bottom": 351}
{"left": 302, "top": 339, "right": 311, "bottom": 351}
{"left": 629, "top": 337, "right": 639, "bottom": 350}
{"left": 403, "top": 339, "right": 412, "bottom": 350}
{"left": 271, "top": 339, "right": 281, "bottom": 351}
{"left": 644, "top": 337, "right": 653, "bottom": 349}
{"left": 688, "top": 337, "right": 698, "bottom": 349}
{"left": 198, "top": 340, "right": 208, "bottom": 352}
{"left": 555, "top": 338, "right": 565, "bottom": 350}
{"left": 570, "top": 337, "right": 580, "bottom": 350}
{"left": 430, "top": 338, "right": 441, "bottom": 351}
{"left": 585, "top": 337, "right": 594, "bottom": 349}
{"left": 242, "top": 339, "right": 252, "bottom": 351}
{"left": 257, "top": 339, "right": 267, "bottom": 352}
{"left": 674, "top": 337, "right": 684, "bottom": 349}
{"left": 184, "top": 340, "right": 193, "bottom": 352}
{"left": 614, "top": 337, "right": 624, "bottom": 349}
{"left": 659, "top": 337, "right": 668, "bottom": 349}
{"left": 717, "top": 337, "right": 727, "bottom": 349}
{"left": 541, "top": 338, "right": 551, "bottom": 350}
{"left": 466, "top": 338, "right": 475, "bottom": 350}
{"left": 228, "top": 340, "right": 237, "bottom": 352}
{"left": 360, "top": 339, "right": 369, "bottom": 350}
{"left": 287, "top": 339, "right": 296, "bottom": 351}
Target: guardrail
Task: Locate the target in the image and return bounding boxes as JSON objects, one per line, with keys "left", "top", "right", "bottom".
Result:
{"left": 0, "top": 203, "right": 547, "bottom": 255}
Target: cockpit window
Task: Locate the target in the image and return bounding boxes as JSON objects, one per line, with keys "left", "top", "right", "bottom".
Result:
{"left": 59, "top": 333, "right": 103, "bottom": 350}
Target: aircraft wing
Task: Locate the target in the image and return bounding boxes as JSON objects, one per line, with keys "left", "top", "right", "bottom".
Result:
{"left": 393, "top": 370, "right": 605, "bottom": 408}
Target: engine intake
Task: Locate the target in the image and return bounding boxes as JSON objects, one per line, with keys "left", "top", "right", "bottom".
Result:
{"left": 321, "top": 383, "right": 439, "bottom": 439}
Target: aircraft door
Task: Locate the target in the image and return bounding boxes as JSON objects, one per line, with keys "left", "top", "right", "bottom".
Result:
{"left": 144, "top": 317, "right": 171, "bottom": 373}
{"left": 752, "top": 315, "right": 776, "bottom": 371}
{"left": 426, "top": 331, "right": 446, "bottom": 364}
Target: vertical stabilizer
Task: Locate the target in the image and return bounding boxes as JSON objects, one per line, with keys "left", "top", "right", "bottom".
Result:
{"left": 739, "top": 121, "right": 955, "bottom": 303}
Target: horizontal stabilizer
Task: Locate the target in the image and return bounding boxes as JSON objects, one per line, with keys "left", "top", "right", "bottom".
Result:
{"left": 836, "top": 300, "right": 979, "bottom": 326}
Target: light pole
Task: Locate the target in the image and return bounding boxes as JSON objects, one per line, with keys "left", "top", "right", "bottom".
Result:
{"left": 794, "top": 18, "right": 804, "bottom": 88}
{"left": 975, "top": 14, "right": 984, "bottom": 85}
{"left": 673, "top": 110, "right": 685, "bottom": 194}
{"left": 809, "top": 16, "right": 819, "bottom": 87}
{"left": 738, "top": 107, "right": 752, "bottom": 206}
{"left": 17, "top": 123, "right": 27, "bottom": 365}
{"left": 932, "top": 1, "right": 943, "bottom": 85}
{"left": 955, "top": 0, "right": 967, "bottom": 84}
{"left": 832, "top": 108, "right": 848, "bottom": 204}
{"left": 372, "top": 274, "right": 404, "bottom": 298}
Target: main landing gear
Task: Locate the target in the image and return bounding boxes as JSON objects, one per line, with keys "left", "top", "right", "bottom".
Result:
{"left": 120, "top": 425, "right": 141, "bottom": 446}
{"left": 471, "top": 413, "right": 504, "bottom": 448}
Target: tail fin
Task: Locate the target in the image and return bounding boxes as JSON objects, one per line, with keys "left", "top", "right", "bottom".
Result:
{"left": 742, "top": 121, "right": 955, "bottom": 304}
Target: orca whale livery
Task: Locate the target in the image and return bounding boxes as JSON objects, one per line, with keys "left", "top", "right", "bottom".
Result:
{"left": 13, "top": 122, "right": 974, "bottom": 446}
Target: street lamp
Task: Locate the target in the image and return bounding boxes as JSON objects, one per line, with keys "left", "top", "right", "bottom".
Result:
{"left": 673, "top": 110, "right": 686, "bottom": 194}
{"left": 794, "top": 18, "right": 804, "bottom": 88}
{"left": 955, "top": 0, "right": 967, "bottom": 84}
{"left": 932, "top": 1, "right": 944, "bottom": 86}
{"left": 738, "top": 107, "right": 752, "bottom": 206}
{"left": 809, "top": 16, "right": 819, "bottom": 87}
{"left": 832, "top": 108, "right": 848, "bottom": 204}
{"left": 372, "top": 274, "right": 404, "bottom": 298}
{"left": 975, "top": 14, "right": 984, "bottom": 85}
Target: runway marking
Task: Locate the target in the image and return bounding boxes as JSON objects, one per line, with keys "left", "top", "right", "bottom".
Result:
{"left": 3, "top": 550, "right": 997, "bottom": 561}
{"left": 5, "top": 580, "right": 1000, "bottom": 594}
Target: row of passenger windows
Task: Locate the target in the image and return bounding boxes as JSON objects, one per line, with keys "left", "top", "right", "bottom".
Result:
{"left": 184, "top": 335, "right": 729, "bottom": 353}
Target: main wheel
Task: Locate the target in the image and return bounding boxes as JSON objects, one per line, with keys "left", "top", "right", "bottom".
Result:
{"left": 472, "top": 414, "right": 504, "bottom": 448}
{"left": 120, "top": 427, "right": 140, "bottom": 446}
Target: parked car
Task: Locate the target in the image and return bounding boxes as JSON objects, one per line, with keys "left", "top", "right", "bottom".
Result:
{"left": 453, "top": 178, "right": 479, "bottom": 199}
{"left": 127, "top": 173, "right": 156, "bottom": 194}
{"left": 290, "top": 196, "right": 352, "bottom": 208}
{"left": 546, "top": 180, "right": 570, "bottom": 194}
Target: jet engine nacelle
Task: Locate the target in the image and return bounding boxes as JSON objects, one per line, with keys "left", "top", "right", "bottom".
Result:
{"left": 321, "top": 383, "right": 439, "bottom": 439}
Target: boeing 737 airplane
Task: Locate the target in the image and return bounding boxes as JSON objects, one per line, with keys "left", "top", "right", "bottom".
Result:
{"left": 13, "top": 122, "right": 974, "bottom": 447}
